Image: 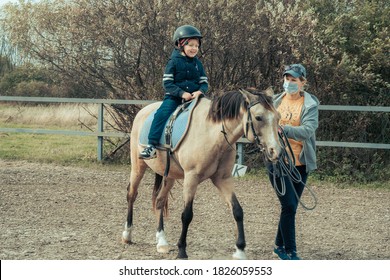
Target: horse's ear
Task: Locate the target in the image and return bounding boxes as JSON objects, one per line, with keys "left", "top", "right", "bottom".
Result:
{"left": 239, "top": 89, "right": 252, "bottom": 103}
{"left": 264, "top": 87, "right": 274, "bottom": 97}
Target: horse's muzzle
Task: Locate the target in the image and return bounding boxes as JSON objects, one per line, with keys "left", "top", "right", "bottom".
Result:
{"left": 263, "top": 145, "right": 281, "bottom": 163}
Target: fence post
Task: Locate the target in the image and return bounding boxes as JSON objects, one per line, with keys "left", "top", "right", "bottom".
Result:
{"left": 236, "top": 143, "right": 244, "bottom": 165}
{"left": 97, "top": 103, "right": 104, "bottom": 161}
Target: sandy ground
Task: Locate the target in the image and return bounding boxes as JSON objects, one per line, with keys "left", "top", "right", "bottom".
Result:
{"left": 0, "top": 159, "right": 389, "bottom": 260}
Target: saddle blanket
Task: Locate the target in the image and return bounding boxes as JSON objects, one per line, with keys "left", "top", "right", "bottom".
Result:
{"left": 139, "top": 99, "right": 198, "bottom": 151}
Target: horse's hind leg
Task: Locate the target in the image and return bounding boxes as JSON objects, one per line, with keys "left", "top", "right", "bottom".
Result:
{"left": 153, "top": 177, "right": 175, "bottom": 253}
{"left": 122, "top": 160, "right": 147, "bottom": 244}
{"left": 211, "top": 176, "right": 247, "bottom": 260}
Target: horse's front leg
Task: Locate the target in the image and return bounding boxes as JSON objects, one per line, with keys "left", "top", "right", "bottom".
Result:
{"left": 211, "top": 176, "right": 247, "bottom": 260}
{"left": 177, "top": 175, "right": 198, "bottom": 259}
{"left": 177, "top": 200, "right": 194, "bottom": 259}
{"left": 231, "top": 193, "right": 247, "bottom": 259}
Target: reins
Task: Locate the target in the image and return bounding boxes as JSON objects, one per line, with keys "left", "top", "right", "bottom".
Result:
{"left": 266, "top": 127, "right": 318, "bottom": 210}
{"left": 221, "top": 121, "right": 237, "bottom": 151}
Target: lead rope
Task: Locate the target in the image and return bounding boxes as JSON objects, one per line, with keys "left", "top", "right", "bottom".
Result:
{"left": 220, "top": 100, "right": 317, "bottom": 210}
{"left": 266, "top": 126, "right": 317, "bottom": 210}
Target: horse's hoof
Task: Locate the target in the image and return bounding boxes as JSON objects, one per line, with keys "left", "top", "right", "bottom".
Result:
{"left": 176, "top": 255, "right": 188, "bottom": 260}
{"left": 157, "top": 244, "right": 169, "bottom": 253}
{"left": 156, "top": 230, "right": 169, "bottom": 253}
{"left": 177, "top": 249, "right": 188, "bottom": 259}
{"left": 122, "top": 239, "right": 133, "bottom": 245}
{"left": 122, "top": 231, "right": 132, "bottom": 244}
{"left": 232, "top": 249, "right": 247, "bottom": 260}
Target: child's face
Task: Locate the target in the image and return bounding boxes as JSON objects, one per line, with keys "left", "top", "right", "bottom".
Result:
{"left": 183, "top": 38, "right": 199, "bottom": 57}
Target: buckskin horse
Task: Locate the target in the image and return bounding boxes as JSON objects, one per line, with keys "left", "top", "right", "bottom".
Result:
{"left": 122, "top": 88, "right": 282, "bottom": 259}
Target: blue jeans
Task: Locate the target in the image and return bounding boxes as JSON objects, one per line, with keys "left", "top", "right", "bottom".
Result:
{"left": 148, "top": 95, "right": 182, "bottom": 146}
{"left": 268, "top": 165, "right": 308, "bottom": 253}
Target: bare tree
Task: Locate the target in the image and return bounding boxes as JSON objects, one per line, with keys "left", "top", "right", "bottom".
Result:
{"left": 2, "top": 0, "right": 389, "bottom": 180}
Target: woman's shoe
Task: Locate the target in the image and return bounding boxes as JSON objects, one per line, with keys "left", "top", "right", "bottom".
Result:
{"left": 273, "top": 246, "right": 290, "bottom": 260}
{"left": 287, "top": 251, "right": 301, "bottom": 260}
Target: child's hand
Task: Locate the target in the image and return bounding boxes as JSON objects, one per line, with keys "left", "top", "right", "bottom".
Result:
{"left": 182, "top": 92, "right": 193, "bottom": 101}
{"left": 191, "top": 91, "right": 203, "bottom": 99}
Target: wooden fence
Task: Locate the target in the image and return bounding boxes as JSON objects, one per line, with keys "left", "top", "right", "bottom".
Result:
{"left": 1, "top": 96, "right": 389, "bottom": 163}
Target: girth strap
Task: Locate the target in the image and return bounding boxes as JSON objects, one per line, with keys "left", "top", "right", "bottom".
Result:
{"left": 163, "top": 100, "right": 192, "bottom": 178}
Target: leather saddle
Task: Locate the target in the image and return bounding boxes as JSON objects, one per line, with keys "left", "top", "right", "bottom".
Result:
{"left": 139, "top": 97, "right": 200, "bottom": 152}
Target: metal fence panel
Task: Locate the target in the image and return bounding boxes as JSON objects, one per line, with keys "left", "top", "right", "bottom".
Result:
{"left": 1, "top": 96, "right": 389, "bottom": 162}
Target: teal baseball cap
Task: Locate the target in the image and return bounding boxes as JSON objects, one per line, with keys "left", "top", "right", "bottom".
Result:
{"left": 283, "top": 64, "right": 306, "bottom": 78}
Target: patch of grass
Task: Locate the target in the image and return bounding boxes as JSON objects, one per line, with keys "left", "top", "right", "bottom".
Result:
{"left": 0, "top": 104, "right": 128, "bottom": 168}
{"left": 0, "top": 103, "right": 98, "bottom": 127}
{"left": 0, "top": 131, "right": 97, "bottom": 164}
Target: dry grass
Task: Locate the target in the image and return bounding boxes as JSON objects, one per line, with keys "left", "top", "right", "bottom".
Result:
{"left": 0, "top": 104, "right": 99, "bottom": 128}
{"left": 0, "top": 104, "right": 123, "bottom": 164}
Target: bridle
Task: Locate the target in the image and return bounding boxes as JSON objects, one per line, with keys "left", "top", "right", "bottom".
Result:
{"left": 220, "top": 100, "right": 265, "bottom": 152}
{"left": 244, "top": 100, "right": 263, "bottom": 150}
{"left": 221, "top": 97, "right": 277, "bottom": 157}
{"left": 244, "top": 96, "right": 280, "bottom": 158}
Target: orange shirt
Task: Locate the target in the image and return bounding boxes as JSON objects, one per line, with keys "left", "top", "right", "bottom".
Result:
{"left": 277, "top": 94, "right": 304, "bottom": 166}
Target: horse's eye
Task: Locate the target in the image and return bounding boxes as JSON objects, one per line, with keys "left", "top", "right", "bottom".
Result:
{"left": 255, "top": 116, "right": 263, "bottom": 122}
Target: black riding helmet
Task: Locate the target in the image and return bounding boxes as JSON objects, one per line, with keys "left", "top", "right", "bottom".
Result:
{"left": 173, "top": 25, "right": 202, "bottom": 49}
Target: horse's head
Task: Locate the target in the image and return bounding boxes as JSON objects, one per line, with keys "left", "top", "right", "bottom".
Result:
{"left": 239, "top": 88, "right": 282, "bottom": 162}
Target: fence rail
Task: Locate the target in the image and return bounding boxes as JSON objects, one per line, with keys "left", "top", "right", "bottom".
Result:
{"left": 1, "top": 96, "right": 389, "bottom": 163}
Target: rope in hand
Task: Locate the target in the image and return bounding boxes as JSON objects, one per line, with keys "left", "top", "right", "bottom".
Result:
{"left": 265, "top": 126, "right": 318, "bottom": 211}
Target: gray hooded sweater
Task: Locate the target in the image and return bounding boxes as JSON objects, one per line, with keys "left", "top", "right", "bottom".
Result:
{"left": 273, "top": 91, "right": 320, "bottom": 173}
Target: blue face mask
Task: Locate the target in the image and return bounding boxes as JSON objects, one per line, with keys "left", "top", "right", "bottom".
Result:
{"left": 283, "top": 81, "right": 299, "bottom": 94}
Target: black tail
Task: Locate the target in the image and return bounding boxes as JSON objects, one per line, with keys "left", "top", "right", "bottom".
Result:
{"left": 152, "top": 173, "right": 169, "bottom": 216}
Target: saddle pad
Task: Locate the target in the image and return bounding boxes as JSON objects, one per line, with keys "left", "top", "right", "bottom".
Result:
{"left": 139, "top": 98, "right": 198, "bottom": 151}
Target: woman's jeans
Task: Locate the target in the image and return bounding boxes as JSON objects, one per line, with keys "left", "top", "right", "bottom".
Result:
{"left": 268, "top": 164, "right": 308, "bottom": 253}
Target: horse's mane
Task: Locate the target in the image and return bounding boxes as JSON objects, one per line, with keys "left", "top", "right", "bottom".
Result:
{"left": 207, "top": 88, "right": 273, "bottom": 122}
